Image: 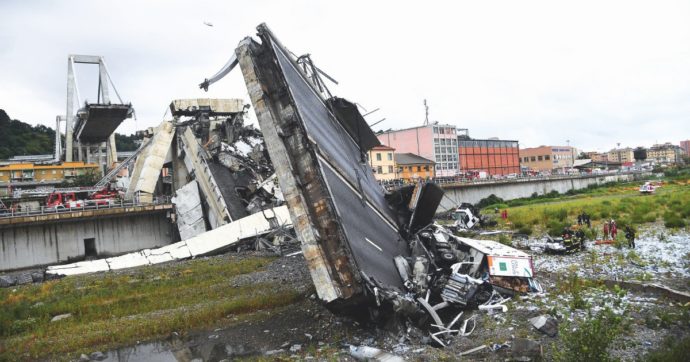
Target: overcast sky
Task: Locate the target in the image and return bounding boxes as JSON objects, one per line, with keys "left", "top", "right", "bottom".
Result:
{"left": 1, "top": 0, "right": 689, "bottom": 151}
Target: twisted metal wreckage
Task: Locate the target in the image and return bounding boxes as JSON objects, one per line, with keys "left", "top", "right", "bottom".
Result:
{"left": 200, "top": 23, "right": 543, "bottom": 346}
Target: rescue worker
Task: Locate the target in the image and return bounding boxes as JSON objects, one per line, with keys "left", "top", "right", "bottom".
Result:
{"left": 577, "top": 213, "right": 583, "bottom": 225}
{"left": 611, "top": 220, "right": 618, "bottom": 239}
{"left": 625, "top": 225, "right": 636, "bottom": 248}
{"left": 603, "top": 220, "right": 610, "bottom": 240}
{"left": 585, "top": 213, "right": 591, "bottom": 228}
{"left": 575, "top": 229, "right": 586, "bottom": 250}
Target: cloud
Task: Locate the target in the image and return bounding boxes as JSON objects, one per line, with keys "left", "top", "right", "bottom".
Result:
{"left": 1, "top": 0, "right": 688, "bottom": 151}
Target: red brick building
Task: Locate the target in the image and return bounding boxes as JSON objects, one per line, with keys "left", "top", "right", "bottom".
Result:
{"left": 457, "top": 138, "right": 520, "bottom": 176}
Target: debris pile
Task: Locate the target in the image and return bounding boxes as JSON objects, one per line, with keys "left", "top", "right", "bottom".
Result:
{"left": 198, "top": 22, "right": 544, "bottom": 348}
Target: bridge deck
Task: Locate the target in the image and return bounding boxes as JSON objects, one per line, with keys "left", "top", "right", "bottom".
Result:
{"left": 74, "top": 103, "right": 133, "bottom": 143}
{"left": 0, "top": 202, "right": 172, "bottom": 228}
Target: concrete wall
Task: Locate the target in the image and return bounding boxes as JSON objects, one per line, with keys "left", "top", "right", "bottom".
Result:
{"left": 438, "top": 173, "right": 649, "bottom": 212}
{"left": 0, "top": 213, "right": 172, "bottom": 271}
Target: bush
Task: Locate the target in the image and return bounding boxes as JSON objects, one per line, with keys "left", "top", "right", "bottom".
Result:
{"left": 554, "top": 308, "right": 624, "bottom": 362}
{"left": 497, "top": 233, "right": 512, "bottom": 246}
{"left": 476, "top": 194, "right": 505, "bottom": 209}
{"left": 642, "top": 336, "right": 690, "bottom": 362}
{"left": 664, "top": 212, "right": 686, "bottom": 228}
{"left": 547, "top": 220, "right": 569, "bottom": 236}
{"left": 518, "top": 224, "right": 534, "bottom": 236}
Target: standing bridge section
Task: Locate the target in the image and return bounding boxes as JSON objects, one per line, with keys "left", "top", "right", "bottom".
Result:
{"left": 435, "top": 171, "right": 651, "bottom": 212}
{"left": 0, "top": 200, "right": 174, "bottom": 271}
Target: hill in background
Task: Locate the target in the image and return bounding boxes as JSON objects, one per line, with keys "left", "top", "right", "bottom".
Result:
{"left": 0, "top": 109, "right": 139, "bottom": 159}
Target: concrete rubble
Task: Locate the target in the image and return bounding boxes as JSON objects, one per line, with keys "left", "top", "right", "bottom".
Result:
{"left": 198, "top": 22, "right": 545, "bottom": 349}
{"left": 46, "top": 206, "right": 291, "bottom": 276}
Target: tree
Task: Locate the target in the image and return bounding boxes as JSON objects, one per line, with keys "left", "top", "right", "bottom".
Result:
{"left": 0, "top": 109, "right": 55, "bottom": 159}
{"left": 577, "top": 152, "right": 589, "bottom": 160}
{"left": 633, "top": 147, "right": 647, "bottom": 162}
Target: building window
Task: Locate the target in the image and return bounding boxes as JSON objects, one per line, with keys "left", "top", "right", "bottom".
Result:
{"left": 388, "top": 165, "right": 394, "bottom": 173}
{"left": 530, "top": 156, "right": 536, "bottom": 162}
{"left": 387, "top": 153, "right": 392, "bottom": 161}
{"left": 376, "top": 166, "right": 383, "bottom": 173}
{"left": 424, "top": 166, "right": 429, "bottom": 171}
{"left": 376, "top": 153, "right": 382, "bottom": 161}
{"left": 545, "top": 155, "right": 550, "bottom": 160}
{"left": 537, "top": 156, "right": 543, "bottom": 161}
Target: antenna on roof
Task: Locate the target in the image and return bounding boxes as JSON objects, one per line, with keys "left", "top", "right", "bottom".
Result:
{"left": 423, "top": 99, "right": 429, "bottom": 126}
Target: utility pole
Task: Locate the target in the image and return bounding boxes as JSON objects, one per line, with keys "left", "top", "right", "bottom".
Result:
{"left": 423, "top": 99, "right": 429, "bottom": 126}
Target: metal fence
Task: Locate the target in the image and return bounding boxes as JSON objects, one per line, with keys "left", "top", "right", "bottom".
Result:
{"left": 0, "top": 195, "right": 171, "bottom": 219}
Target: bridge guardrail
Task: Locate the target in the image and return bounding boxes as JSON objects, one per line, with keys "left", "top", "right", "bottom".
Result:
{"left": 0, "top": 194, "right": 171, "bottom": 220}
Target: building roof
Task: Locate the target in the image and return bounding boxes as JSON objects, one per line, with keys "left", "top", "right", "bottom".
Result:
{"left": 376, "top": 123, "right": 458, "bottom": 135}
{"left": 458, "top": 138, "right": 519, "bottom": 143}
{"left": 573, "top": 159, "right": 592, "bottom": 168}
{"left": 371, "top": 145, "right": 395, "bottom": 151}
{"left": 394, "top": 153, "right": 435, "bottom": 165}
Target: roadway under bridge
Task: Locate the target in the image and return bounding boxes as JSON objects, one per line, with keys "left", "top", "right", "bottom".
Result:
{"left": 437, "top": 172, "right": 652, "bottom": 212}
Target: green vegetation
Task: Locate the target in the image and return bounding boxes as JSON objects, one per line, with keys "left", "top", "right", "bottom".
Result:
{"left": 0, "top": 109, "right": 55, "bottom": 159}
{"left": 59, "top": 169, "right": 101, "bottom": 187}
{"left": 0, "top": 109, "right": 140, "bottom": 159}
{"left": 641, "top": 336, "right": 690, "bottom": 362}
{"left": 0, "top": 256, "right": 305, "bottom": 361}
{"left": 114, "top": 133, "right": 142, "bottom": 152}
{"left": 554, "top": 308, "right": 625, "bottom": 362}
{"left": 485, "top": 178, "right": 690, "bottom": 235}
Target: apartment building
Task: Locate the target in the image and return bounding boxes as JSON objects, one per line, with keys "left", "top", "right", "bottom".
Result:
{"left": 585, "top": 151, "right": 608, "bottom": 163}
{"left": 368, "top": 145, "right": 396, "bottom": 181}
{"left": 0, "top": 162, "right": 99, "bottom": 184}
{"left": 607, "top": 148, "right": 634, "bottom": 163}
{"left": 648, "top": 143, "right": 683, "bottom": 164}
{"left": 377, "top": 124, "right": 465, "bottom": 177}
{"left": 680, "top": 140, "right": 690, "bottom": 157}
{"left": 520, "top": 146, "right": 576, "bottom": 172}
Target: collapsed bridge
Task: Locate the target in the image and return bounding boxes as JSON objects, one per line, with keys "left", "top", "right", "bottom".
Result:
{"left": 201, "top": 24, "right": 541, "bottom": 340}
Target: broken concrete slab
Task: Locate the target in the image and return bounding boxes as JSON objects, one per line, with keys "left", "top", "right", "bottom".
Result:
{"left": 172, "top": 180, "right": 207, "bottom": 240}
{"left": 16, "top": 273, "right": 33, "bottom": 285}
{"left": 529, "top": 315, "right": 559, "bottom": 337}
{"left": 0, "top": 275, "right": 16, "bottom": 287}
{"left": 349, "top": 345, "right": 404, "bottom": 362}
{"left": 46, "top": 206, "right": 292, "bottom": 276}
{"left": 126, "top": 120, "right": 175, "bottom": 202}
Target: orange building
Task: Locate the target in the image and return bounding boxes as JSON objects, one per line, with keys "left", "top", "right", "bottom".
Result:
{"left": 395, "top": 153, "right": 435, "bottom": 181}
{"left": 457, "top": 139, "right": 520, "bottom": 176}
{"left": 0, "top": 162, "right": 99, "bottom": 183}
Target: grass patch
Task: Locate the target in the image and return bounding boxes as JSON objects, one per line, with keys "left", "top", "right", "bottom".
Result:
{"left": 0, "top": 256, "right": 306, "bottom": 360}
{"left": 641, "top": 336, "right": 690, "bottom": 362}
{"left": 554, "top": 308, "right": 625, "bottom": 362}
{"left": 492, "top": 181, "right": 690, "bottom": 236}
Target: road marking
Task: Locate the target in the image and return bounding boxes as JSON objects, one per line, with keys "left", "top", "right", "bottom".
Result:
{"left": 365, "top": 237, "right": 383, "bottom": 252}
